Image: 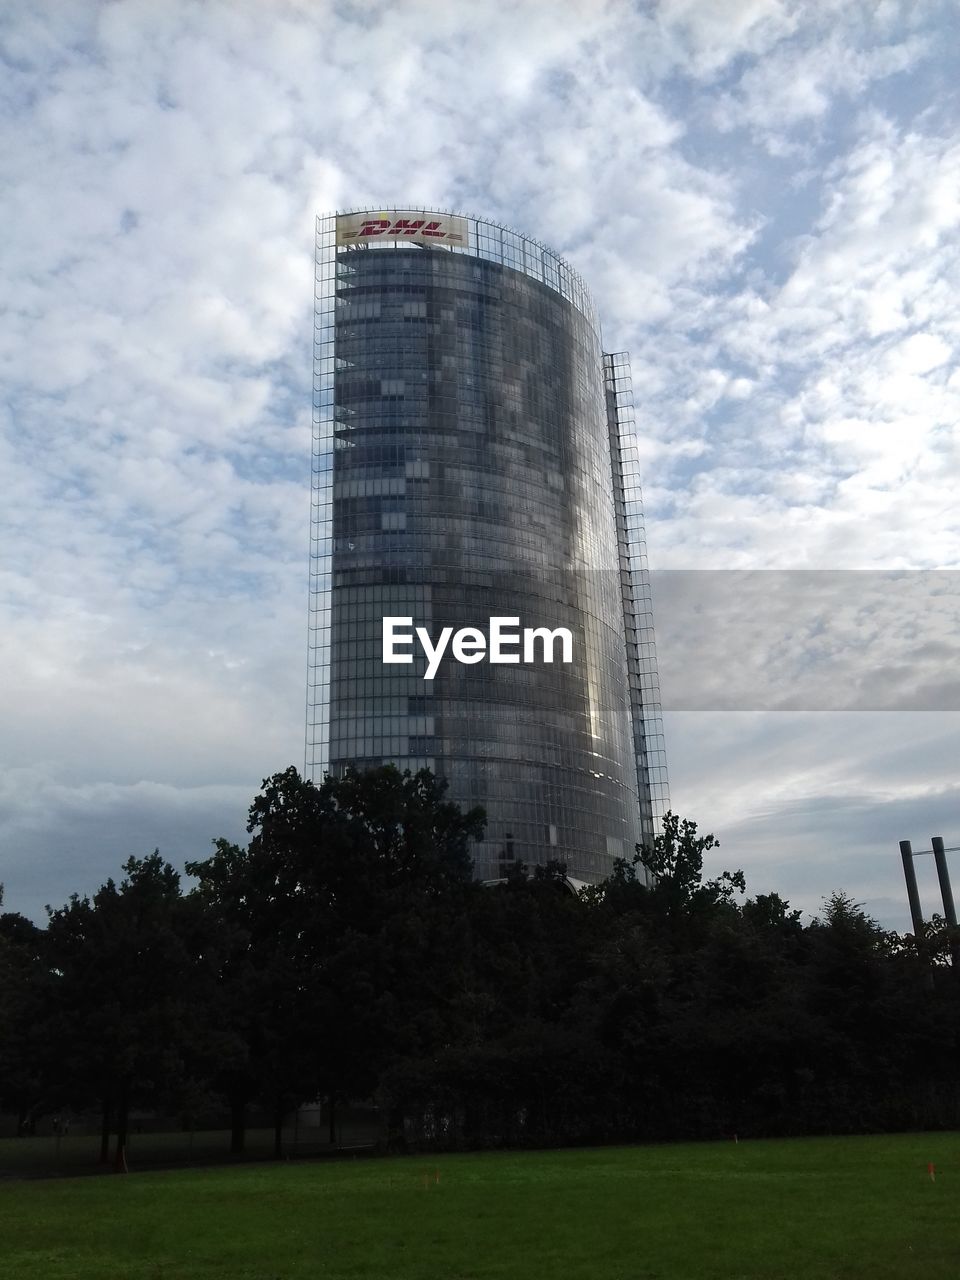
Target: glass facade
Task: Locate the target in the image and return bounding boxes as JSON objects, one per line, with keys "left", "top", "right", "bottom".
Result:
{"left": 306, "top": 210, "right": 667, "bottom": 883}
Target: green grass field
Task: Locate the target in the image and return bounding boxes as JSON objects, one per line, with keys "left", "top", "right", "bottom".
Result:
{"left": 1, "top": 1133, "right": 958, "bottom": 1279}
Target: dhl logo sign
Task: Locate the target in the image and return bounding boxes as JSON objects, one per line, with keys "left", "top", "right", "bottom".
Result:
{"left": 336, "top": 210, "right": 469, "bottom": 249}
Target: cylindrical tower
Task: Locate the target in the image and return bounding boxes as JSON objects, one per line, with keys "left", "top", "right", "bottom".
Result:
{"left": 307, "top": 209, "right": 666, "bottom": 883}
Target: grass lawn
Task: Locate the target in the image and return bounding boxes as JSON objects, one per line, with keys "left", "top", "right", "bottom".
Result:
{"left": 1, "top": 1132, "right": 958, "bottom": 1279}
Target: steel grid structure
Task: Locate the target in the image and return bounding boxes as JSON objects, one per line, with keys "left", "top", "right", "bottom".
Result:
{"left": 306, "top": 207, "right": 668, "bottom": 878}
{"left": 605, "top": 353, "right": 670, "bottom": 843}
{"left": 305, "top": 212, "right": 336, "bottom": 778}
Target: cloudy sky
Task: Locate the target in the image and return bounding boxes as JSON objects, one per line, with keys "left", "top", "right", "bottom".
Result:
{"left": 2, "top": 0, "right": 958, "bottom": 928}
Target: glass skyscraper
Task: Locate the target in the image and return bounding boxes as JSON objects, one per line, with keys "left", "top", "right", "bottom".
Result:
{"left": 306, "top": 209, "right": 667, "bottom": 884}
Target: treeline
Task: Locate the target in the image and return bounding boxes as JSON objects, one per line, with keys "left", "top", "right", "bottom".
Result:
{"left": 1, "top": 765, "right": 958, "bottom": 1163}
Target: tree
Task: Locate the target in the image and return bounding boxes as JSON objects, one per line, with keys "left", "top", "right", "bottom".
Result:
{"left": 44, "top": 853, "right": 215, "bottom": 1168}
{"left": 188, "top": 764, "right": 485, "bottom": 1154}
{"left": 0, "top": 891, "right": 47, "bottom": 1132}
{"left": 635, "top": 811, "right": 745, "bottom": 918}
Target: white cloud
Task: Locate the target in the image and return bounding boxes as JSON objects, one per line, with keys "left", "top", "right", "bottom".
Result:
{"left": 1, "top": 0, "right": 958, "bottom": 918}
{"left": 653, "top": 570, "right": 960, "bottom": 712}
{"left": 655, "top": 0, "right": 798, "bottom": 77}
{"left": 633, "top": 113, "right": 960, "bottom": 572}
{"left": 713, "top": 27, "right": 930, "bottom": 139}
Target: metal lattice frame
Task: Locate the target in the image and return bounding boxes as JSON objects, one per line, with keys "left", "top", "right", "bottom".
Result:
{"left": 306, "top": 210, "right": 669, "bottom": 838}
{"left": 605, "top": 352, "right": 670, "bottom": 844}
{"left": 305, "top": 214, "right": 336, "bottom": 779}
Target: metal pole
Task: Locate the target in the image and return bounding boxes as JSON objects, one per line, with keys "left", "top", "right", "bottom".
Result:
{"left": 931, "top": 837, "right": 958, "bottom": 928}
{"left": 899, "top": 840, "right": 925, "bottom": 939}
{"left": 932, "top": 835, "right": 959, "bottom": 969}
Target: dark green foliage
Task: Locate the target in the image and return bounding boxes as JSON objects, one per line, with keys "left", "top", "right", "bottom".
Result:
{"left": 186, "top": 766, "right": 483, "bottom": 1153}
{"left": 0, "top": 896, "right": 46, "bottom": 1130}
{"left": 4, "top": 785, "right": 959, "bottom": 1159}
{"left": 42, "top": 853, "right": 221, "bottom": 1162}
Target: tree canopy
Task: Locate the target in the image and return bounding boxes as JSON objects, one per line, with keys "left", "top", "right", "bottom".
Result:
{"left": 2, "top": 768, "right": 955, "bottom": 1160}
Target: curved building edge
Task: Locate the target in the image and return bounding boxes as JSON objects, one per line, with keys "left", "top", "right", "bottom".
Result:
{"left": 305, "top": 206, "right": 668, "bottom": 884}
